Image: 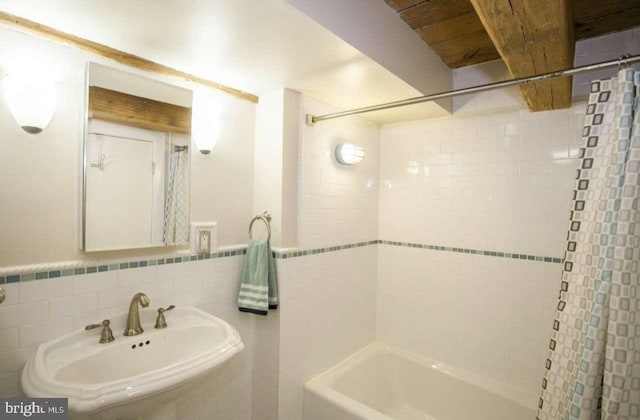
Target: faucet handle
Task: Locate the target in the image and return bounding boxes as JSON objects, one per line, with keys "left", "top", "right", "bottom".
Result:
{"left": 85, "top": 319, "right": 115, "bottom": 344}
{"left": 155, "top": 305, "right": 175, "bottom": 329}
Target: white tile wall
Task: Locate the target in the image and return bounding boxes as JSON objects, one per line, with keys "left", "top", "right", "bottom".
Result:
{"left": 3, "top": 22, "right": 636, "bottom": 420}
{"left": 573, "top": 27, "right": 640, "bottom": 98}
{"left": 251, "top": 308, "right": 280, "bottom": 420}
{"left": 377, "top": 245, "right": 561, "bottom": 399}
{"left": 0, "top": 256, "right": 254, "bottom": 420}
{"left": 298, "top": 97, "right": 380, "bottom": 249}
{"left": 380, "top": 64, "right": 583, "bottom": 257}
{"left": 277, "top": 246, "right": 377, "bottom": 420}
{"left": 272, "top": 96, "right": 380, "bottom": 420}
{"left": 376, "top": 55, "right": 593, "bottom": 403}
{"left": 0, "top": 25, "right": 259, "bottom": 420}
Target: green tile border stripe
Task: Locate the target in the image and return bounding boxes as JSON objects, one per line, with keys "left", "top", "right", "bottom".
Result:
{"left": 0, "top": 248, "right": 248, "bottom": 284}
{"left": 272, "top": 240, "right": 561, "bottom": 264}
{"left": 0, "top": 239, "right": 562, "bottom": 284}
{"left": 273, "top": 240, "right": 378, "bottom": 259}
{"left": 378, "top": 240, "right": 563, "bottom": 264}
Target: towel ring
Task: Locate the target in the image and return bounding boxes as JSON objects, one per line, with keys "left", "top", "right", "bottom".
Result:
{"left": 249, "top": 211, "right": 272, "bottom": 242}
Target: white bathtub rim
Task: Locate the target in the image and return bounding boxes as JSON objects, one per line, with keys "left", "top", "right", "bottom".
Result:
{"left": 305, "top": 384, "right": 393, "bottom": 420}
{"left": 305, "top": 341, "right": 537, "bottom": 412}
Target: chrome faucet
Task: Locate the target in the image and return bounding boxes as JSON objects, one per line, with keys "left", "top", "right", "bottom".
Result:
{"left": 123, "top": 292, "right": 150, "bottom": 336}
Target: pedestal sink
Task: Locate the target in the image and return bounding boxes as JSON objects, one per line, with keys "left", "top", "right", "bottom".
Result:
{"left": 21, "top": 306, "right": 244, "bottom": 419}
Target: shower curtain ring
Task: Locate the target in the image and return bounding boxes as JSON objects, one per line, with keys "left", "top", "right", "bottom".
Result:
{"left": 618, "top": 54, "right": 631, "bottom": 70}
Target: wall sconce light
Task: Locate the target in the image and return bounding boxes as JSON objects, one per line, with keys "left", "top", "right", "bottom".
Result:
{"left": 335, "top": 142, "right": 365, "bottom": 165}
{"left": 192, "top": 87, "right": 222, "bottom": 155}
{"left": 3, "top": 73, "right": 57, "bottom": 134}
{"left": 193, "top": 120, "right": 219, "bottom": 155}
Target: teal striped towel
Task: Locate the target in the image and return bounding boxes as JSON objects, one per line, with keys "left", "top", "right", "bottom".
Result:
{"left": 238, "top": 240, "right": 278, "bottom": 315}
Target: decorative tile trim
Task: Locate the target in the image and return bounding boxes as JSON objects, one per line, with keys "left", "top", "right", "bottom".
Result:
{"left": 378, "top": 240, "right": 563, "bottom": 264}
{"left": 0, "top": 239, "right": 563, "bottom": 284}
{"left": 272, "top": 240, "right": 378, "bottom": 259}
{"left": 0, "top": 247, "right": 248, "bottom": 285}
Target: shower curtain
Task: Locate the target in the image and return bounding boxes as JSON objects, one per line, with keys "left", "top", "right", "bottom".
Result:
{"left": 163, "top": 148, "right": 189, "bottom": 245}
{"left": 537, "top": 68, "right": 640, "bottom": 420}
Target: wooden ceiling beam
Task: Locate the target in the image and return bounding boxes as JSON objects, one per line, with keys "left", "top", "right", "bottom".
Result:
{"left": 574, "top": 0, "right": 640, "bottom": 40}
{"left": 417, "top": 11, "right": 500, "bottom": 68}
{"left": 0, "top": 11, "right": 259, "bottom": 104}
{"left": 469, "top": 0, "right": 575, "bottom": 111}
{"left": 397, "top": 0, "right": 474, "bottom": 30}
{"left": 384, "top": 0, "right": 428, "bottom": 12}
{"left": 417, "top": 11, "right": 486, "bottom": 45}
{"left": 425, "top": 30, "right": 501, "bottom": 69}
{"left": 573, "top": 0, "right": 640, "bottom": 24}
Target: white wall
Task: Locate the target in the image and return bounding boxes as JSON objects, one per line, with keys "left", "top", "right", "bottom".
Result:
{"left": 0, "top": 26, "right": 256, "bottom": 269}
{"left": 572, "top": 27, "right": 640, "bottom": 98}
{"left": 0, "top": 28, "right": 87, "bottom": 267}
{"left": 297, "top": 97, "right": 380, "bottom": 249}
{"left": 190, "top": 88, "right": 256, "bottom": 248}
{"left": 0, "top": 26, "right": 256, "bottom": 419}
{"left": 253, "top": 89, "right": 300, "bottom": 248}
{"left": 276, "top": 96, "right": 380, "bottom": 420}
{"left": 377, "top": 59, "right": 584, "bottom": 403}
{"left": 285, "top": 0, "right": 452, "bottom": 112}
{"left": 278, "top": 246, "right": 377, "bottom": 420}
{"left": 380, "top": 62, "right": 582, "bottom": 257}
{"left": 2, "top": 18, "right": 637, "bottom": 420}
{"left": 375, "top": 30, "right": 640, "bottom": 403}
{"left": 250, "top": 88, "right": 303, "bottom": 420}
{"left": 0, "top": 255, "right": 255, "bottom": 419}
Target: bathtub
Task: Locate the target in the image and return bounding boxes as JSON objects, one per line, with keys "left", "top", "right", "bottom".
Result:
{"left": 304, "top": 343, "right": 536, "bottom": 420}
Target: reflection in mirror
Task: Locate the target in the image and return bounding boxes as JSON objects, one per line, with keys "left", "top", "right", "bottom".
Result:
{"left": 82, "top": 63, "right": 193, "bottom": 252}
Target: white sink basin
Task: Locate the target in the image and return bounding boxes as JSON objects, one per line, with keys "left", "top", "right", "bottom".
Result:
{"left": 21, "top": 306, "right": 244, "bottom": 418}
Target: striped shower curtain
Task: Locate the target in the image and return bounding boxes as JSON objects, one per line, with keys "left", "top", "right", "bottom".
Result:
{"left": 537, "top": 68, "right": 640, "bottom": 419}
{"left": 163, "top": 149, "right": 189, "bottom": 245}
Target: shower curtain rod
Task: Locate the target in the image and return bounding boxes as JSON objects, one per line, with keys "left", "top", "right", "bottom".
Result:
{"left": 306, "top": 54, "right": 640, "bottom": 125}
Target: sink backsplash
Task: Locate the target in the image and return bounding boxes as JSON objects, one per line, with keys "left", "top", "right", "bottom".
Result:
{"left": 0, "top": 253, "right": 254, "bottom": 419}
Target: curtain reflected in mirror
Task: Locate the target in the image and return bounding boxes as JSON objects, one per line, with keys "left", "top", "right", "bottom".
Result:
{"left": 163, "top": 144, "right": 189, "bottom": 245}
{"left": 82, "top": 63, "right": 192, "bottom": 252}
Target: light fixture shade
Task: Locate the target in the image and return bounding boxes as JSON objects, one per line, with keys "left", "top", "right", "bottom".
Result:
{"left": 335, "top": 142, "right": 365, "bottom": 165}
{"left": 192, "top": 88, "right": 221, "bottom": 154}
{"left": 4, "top": 74, "right": 57, "bottom": 134}
{"left": 193, "top": 120, "right": 219, "bottom": 154}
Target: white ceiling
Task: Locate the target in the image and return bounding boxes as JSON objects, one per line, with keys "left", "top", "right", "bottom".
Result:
{"left": 0, "top": 0, "right": 452, "bottom": 124}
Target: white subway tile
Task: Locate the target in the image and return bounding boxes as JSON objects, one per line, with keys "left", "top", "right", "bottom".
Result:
{"left": 378, "top": 64, "right": 585, "bottom": 396}
{"left": 97, "top": 288, "right": 120, "bottom": 310}
{"left": 591, "top": 31, "right": 631, "bottom": 54}
{"left": 0, "top": 328, "right": 19, "bottom": 352}
{"left": 0, "top": 301, "right": 48, "bottom": 329}
{"left": 117, "top": 266, "right": 156, "bottom": 289}
{"left": 174, "top": 275, "right": 204, "bottom": 294}
{"left": 0, "top": 284, "right": 19, "bottom": 306}
{"left": 49, "top": 292, "right": 98, "bottom": 319}
{"left": 0, "top": 346, "right": 35, "bottom": 376}
{"left": 20, "top": 277, "right": 73, "bottom": 303}
{"left": 0, "top": 371, "right": 21, "bottom": 396}
{"left": 155, "top": 263, "right": 177, "bottom": 283}
{"left": 19, "top": 317, "right": 74, "bottom": 348}
{"left": 574, "top": 39, "right": 591, "bottom": 57}
{"left": 73, "top": 271, "right": 117, "bottom": 294}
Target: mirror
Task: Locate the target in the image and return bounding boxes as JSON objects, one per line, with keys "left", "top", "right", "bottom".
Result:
{"left": 82, "top": 63, "right": 193, "bottom": 252}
